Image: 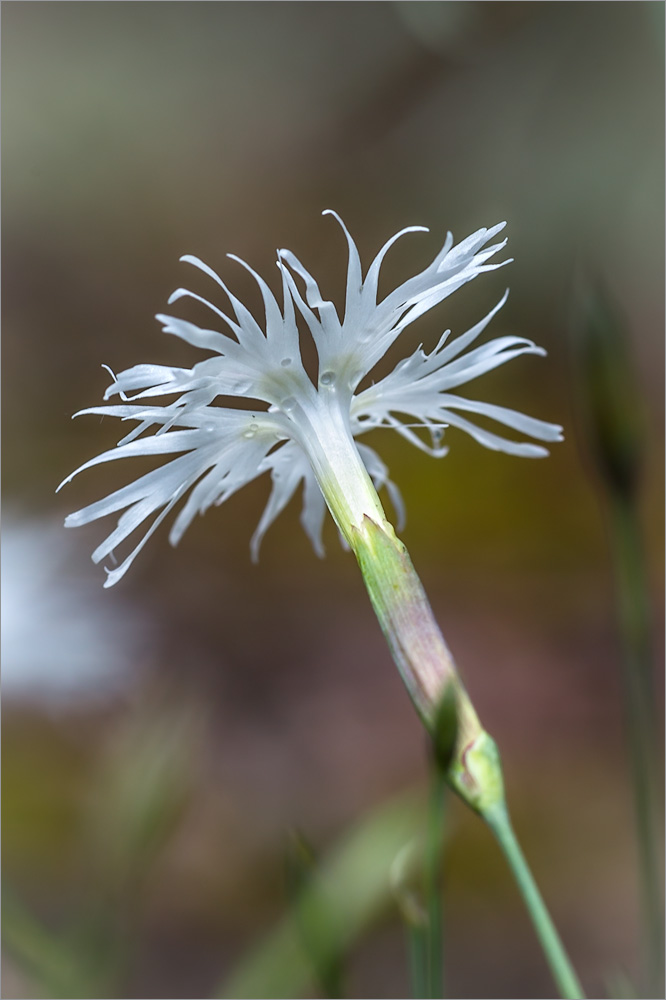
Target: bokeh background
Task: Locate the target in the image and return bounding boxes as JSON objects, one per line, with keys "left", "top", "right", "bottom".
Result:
{"left": 2, "top": 3, "right": 664, "bottom": 998}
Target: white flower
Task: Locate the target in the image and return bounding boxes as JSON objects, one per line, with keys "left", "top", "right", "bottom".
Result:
{"left": 59, "top": 213, "right": 562, "bottom": 587}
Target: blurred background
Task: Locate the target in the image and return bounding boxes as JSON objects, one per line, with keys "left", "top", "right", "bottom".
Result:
{"left": 2, "top": 3, "right": 664, "bottom": 998}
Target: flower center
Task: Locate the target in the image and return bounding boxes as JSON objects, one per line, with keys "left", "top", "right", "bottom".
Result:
{"left": 278, "top": 386, "right": 388, "bottom": 544}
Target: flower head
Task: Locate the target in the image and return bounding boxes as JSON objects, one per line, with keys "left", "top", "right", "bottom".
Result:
{"left": 59, "top": 213, "right": 562, "bottom": 586}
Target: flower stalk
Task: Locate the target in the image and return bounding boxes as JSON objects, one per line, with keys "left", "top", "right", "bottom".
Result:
{"left": 351, "top": 516, "right": 481, "bottom": 750}
{"left": 485, "top": 803, "right": 585, "bottom": 1000}
{"left": 347, "top": 492, "right": 584, "bottom": 999}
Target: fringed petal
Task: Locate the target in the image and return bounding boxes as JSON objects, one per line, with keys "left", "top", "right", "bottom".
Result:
{"left": 63, "top": 213, "right": 561, "bottom": 584}
{"left": 300, "top": 468, "right": 327, "bottom": 558}
{"left": 356, "top": 443, "right": 406, "bottom": 531}
{"left": 323, "top": 210, "right": 363, "bottom": 328}
{"left": 362, "top": 225, "right": 429, "bottom": 308}
{"left": 436, "top": 410, "right": 551, "bottom": 457}
{"left": 439, "top": 395, "right": 564, "bottom": 442}
{"left": 250, "top": 444, "right": 305, "bottom": 561}
{"left": 277, "top": 249, "right": 341, "bottom": 339}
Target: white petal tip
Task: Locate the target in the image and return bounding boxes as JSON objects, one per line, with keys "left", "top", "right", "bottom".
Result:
{"left": 102, "top": 562, "right": 128, "bottom": 588}
{"left": 226, "top": 253, "right": 248, "bottom": 267}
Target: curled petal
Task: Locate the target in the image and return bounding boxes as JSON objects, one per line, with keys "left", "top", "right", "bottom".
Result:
{"left": 62, "top": 213, "right": 561, "bottom": 584}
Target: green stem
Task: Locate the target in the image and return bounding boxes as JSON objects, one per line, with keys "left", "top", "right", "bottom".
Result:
{"left": 352, "top": 516, "right": 584, "bottom": 998}
{"left": 424, "top": 760, "right": 447, "bottom": 998}
{"left": 407, "top": 922, "right": 429, "bottom": 1000}
{"left": 608, "top": 491, "right": 664, "bottom": 995}
{"left": 485, "top": 804, "right": 585, "bottom": 1000}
